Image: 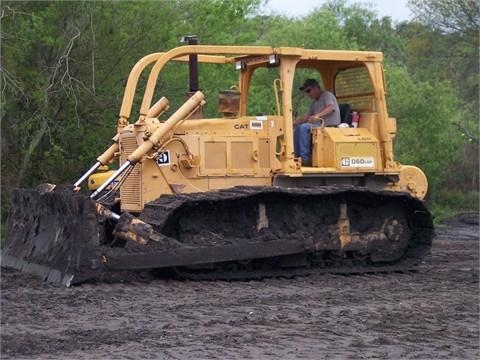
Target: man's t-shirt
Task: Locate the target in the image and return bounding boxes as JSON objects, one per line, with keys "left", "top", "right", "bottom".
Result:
{"left": 307, "top": 91, "right": 341, "bottom": 126}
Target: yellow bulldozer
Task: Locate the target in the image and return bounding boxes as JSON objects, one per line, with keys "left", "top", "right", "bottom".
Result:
{"left": 1, "top": 41, "right": 433, "bottom": 286}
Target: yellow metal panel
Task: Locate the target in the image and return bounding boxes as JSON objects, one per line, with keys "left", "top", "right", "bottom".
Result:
{"left": 336, "top": 142, "right": 380, "bottom": 171}
{"left": 388, "top": 117, "right": 397, "bottom": 137}
{"left": 299, "top": 49, "right": 383, "bottom": 62}
{"left": 198, "top": 132, "right": 274, "bottom": 177}
{"left": 356, "top": 112, "right": 379, "bottom": 138}
{"left": 259, "top": 138, "right": 270, "bottom": 169}
{"left": 208, "top": 177, "right": 271, "bottom": 190}
{"left": 178, "top": 117, "right": 270, "bottom": 135}
{"left": 312, "top": 128, "right": 381, "bottom": 171}
{"left": 141, "top": 159, "right": 173, "bottom": 205}
{"left": 231, "top": 141, "right": 254, "bottom": 172}
{"left": 204, "top": 142, "right": 227, "bottom": 172}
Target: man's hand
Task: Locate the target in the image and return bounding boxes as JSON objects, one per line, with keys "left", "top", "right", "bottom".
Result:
{"left": 294, "top": 116, "right": 308, "bottom": 126}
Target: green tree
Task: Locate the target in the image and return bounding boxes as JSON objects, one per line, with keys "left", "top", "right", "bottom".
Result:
{"left": 386, "top": 65, "right": 463, "bottom": 191}
{"left": 405, "top": 0, "right": 479, "bottom": 190}
{"left": 0, "top": 0, "right": 264, "bottom": 225}
{"left": 1, "top": 0, "right": 476, "bottom": 229}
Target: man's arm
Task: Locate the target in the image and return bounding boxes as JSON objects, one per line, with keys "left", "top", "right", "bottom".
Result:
{"left": 294, "top": 100, "right": 317, "bottom": 125}
{"left": 295, "top": 105, "right": 334, "bottom": 125}
{"left": 309, "top": 104, "right": 334, "bottom": 122}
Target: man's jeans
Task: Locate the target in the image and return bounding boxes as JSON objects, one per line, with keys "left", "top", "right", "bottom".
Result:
{"left": 294, "top": 122, "right": 320, "bottom": 162}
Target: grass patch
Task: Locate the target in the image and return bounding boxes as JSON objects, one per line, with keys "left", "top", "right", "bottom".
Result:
{"left": 428, "top": 189, "right": 479, "bottom": 223}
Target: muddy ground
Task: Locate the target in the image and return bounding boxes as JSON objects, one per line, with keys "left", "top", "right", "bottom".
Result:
{"left": 1, "top": 214, "right": 478, "bottom": 360}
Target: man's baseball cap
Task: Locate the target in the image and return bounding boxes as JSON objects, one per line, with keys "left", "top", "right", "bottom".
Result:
{"left": 299, "top": 78, "right": 319, "bottom": 91}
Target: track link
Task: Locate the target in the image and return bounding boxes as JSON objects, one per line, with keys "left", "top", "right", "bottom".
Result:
{"left": 117, "top": 185, "right": 434, "bottom": 279}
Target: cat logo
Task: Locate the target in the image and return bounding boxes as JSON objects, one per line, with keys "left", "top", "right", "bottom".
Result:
{"left": 234, "top": 124, "right": 249, "bottom": 129}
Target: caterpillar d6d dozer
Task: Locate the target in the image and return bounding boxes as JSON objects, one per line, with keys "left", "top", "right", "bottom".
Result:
{"left": 1, "top": 42, "right": 434, "bottom": 286}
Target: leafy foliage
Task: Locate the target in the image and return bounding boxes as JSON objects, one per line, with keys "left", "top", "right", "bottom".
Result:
{"left": 405, "top": 0, "right": 479, "bottom": 191}
{"left": 386, "top": 65, "right": 462, "bottom": 190}
{"left": 1, "top": 0, "right": 478, "bottom": 226}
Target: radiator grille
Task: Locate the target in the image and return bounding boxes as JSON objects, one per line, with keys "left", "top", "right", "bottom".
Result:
{"left": 119, "top": 132, "right": 142, "bottom": 211}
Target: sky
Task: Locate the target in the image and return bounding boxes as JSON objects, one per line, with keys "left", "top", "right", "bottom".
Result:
{"left": 261, "top": 0, "right": 412, "bottom": 22}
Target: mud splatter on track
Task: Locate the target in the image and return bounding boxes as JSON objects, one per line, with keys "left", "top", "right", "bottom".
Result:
{"left": 1, "top": 214, "right": 478, "bottom": 359}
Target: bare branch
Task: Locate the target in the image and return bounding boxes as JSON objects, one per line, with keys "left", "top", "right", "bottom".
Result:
{"left": 0, "top": 67, "right": 29, "bottom": 104}
{"left": 1, "top": 5, "right": 34, "bottom": 20}
{"left": 45, "top": 26, "right": 81, "bottom": 98}
{"left": 43, "top": 26, "right": 89, "bottom": 126}
{"left": 90, "top": 8, "right": 96, "bottom": 94}
{"left": 16, "top": 115, "right": 48, "bottom": 187}
{"left": 452, "top": 122, "right": 480, "bottom": 144}
{"left": 409, "top": 0, "right": 480, "bottom": 34}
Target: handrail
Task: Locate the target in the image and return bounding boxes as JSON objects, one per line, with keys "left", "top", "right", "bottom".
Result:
{"left": 118, "top": 45, "right": 275, "bottom": 123}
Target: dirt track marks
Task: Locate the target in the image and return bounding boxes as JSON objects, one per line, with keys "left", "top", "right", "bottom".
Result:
{"left": 1, "top": 219, "right": 479, "bottom": 360}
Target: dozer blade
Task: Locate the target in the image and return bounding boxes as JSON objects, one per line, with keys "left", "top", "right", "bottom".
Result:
{"left": 1, "top": 186, "right": 106, "bottom": 286}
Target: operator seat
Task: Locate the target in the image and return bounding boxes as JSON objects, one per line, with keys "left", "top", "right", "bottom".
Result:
{"left": 338, "top": 103, "right": 352, "bottom": 126}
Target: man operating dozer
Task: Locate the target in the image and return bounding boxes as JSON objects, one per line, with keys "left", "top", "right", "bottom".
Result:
{"left": 294, "top": 79, "right": 340, "bottom": 166}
